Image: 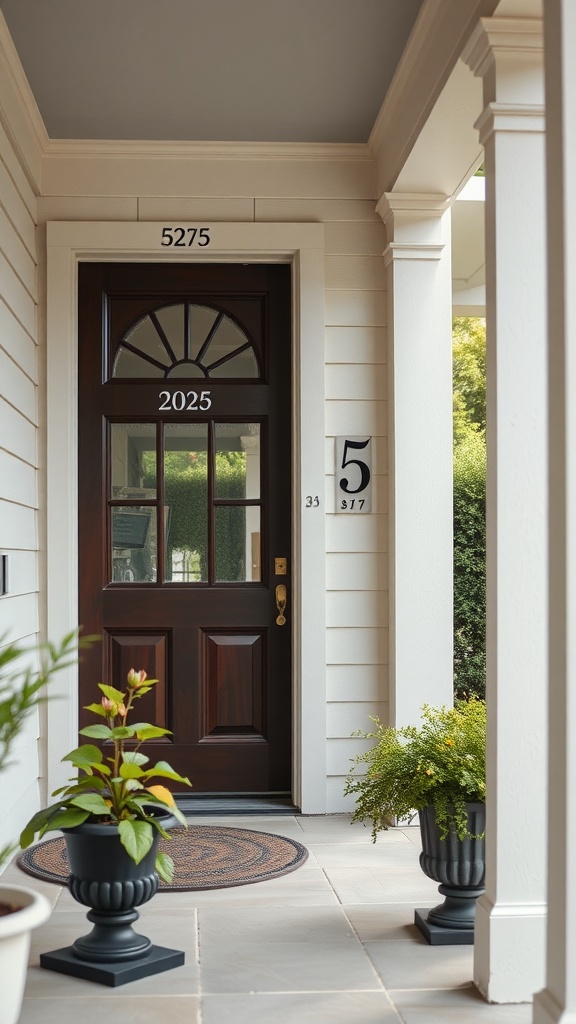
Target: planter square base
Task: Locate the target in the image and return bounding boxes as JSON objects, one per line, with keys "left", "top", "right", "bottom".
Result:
{"left": 414, "top": 909, "right": 474, "bottom": 946}
{"left": 39, "top": 944, "right": 185, "bottom": 986}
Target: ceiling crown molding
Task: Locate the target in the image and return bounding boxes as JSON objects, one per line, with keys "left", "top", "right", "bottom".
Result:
{"left": 0, "top": 11, "right": 48, "bottom": 191}
{"left": 42, "top": 138, "right": 372, "bottom": 163}
{"left": 0, "top": 11, "right": 372, "bottom": 188}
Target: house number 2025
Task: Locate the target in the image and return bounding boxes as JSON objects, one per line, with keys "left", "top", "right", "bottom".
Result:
{"left": 159, "top": 390, "right": 212, "bottom": 411}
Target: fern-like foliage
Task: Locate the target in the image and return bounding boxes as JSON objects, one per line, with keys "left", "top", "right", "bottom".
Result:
{"left": 344, "top": 699, "right": 486, "bottom": 842}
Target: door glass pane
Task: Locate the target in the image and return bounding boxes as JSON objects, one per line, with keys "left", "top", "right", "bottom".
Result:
{"left": 189, "top": 305, "right": 219, "bottom": 360}
{"left": 204, "top": 317, "right": 258, "bottom": 378}
{"left": 215, "top": 424, "right": 260, "bottom": 499}
{"left": 111, "top": 506, "right": 157, "bottom": 582}
{"left": 110, "top": 423, "right": 157, "bottom": 497}
{"left": 154, "top": 305, "right": 185, "bottom": 361}
{"left": 113, "top": 347, "right": 164, "bottom": 378}
{"left": 112, "top": 315, "right": 171, "bottom": 377}
{"left": 210, "top": 348, "right": 259, "bottom": 378}
{"left": 215, "top": 506, "right": 261, "bottom": 582}
{"left": 167, "top": 362, "right": 206, "bottom": 379}
{"left": 164, "top": 423, "right": 208, "bottom": 582}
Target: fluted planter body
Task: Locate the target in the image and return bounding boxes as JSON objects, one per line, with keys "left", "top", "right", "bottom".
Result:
{"left": 64, "top": 820, "right": 160, "bottom": 916}
{"left": 419, "top": 802, "right": 486, "bottom": 888}
{"left": 418, "top": 801, "right": 485, "bottom": 933}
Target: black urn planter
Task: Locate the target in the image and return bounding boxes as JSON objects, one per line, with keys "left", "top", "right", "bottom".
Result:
{"left": 414, "top": 801, "right": 486, "bottom": 946}
{"left": 40, "top": 811, "right": 185, "bottom": 986}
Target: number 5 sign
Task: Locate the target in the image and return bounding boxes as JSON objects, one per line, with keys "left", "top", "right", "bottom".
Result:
{"left": 335, "top": 436, "right": 372, "bottom": 513}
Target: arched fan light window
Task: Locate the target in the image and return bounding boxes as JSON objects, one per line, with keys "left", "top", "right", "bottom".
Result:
{"left": 112, "top": 303, "right": 260, "bottom": 379}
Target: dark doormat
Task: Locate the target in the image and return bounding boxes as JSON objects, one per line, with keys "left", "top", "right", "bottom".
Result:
{"left": 16, "top": 825, "right": 308, "bottom": 892}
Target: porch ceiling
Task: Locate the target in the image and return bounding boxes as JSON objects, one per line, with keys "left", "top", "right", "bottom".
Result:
{"left": 0, "top": 0, "right": 424, "bottom": 143}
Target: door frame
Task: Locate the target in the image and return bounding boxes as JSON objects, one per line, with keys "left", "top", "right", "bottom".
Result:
{"left": 45, "top": 220, "right": 327, "bottom": 813}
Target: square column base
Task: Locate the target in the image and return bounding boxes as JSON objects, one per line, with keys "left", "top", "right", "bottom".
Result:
{"left": 414, "top": 908, "right": 474, "bottom": 945}
{"left": 40, "top": 944, "right": 185, "bottom": 986}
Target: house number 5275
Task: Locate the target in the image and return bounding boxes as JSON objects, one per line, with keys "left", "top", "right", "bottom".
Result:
{"left": 161, "top": 227, "right": 211, "bottom": 247}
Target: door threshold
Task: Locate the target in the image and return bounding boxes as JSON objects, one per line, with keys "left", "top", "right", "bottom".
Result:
{"left": 174, "top": 793, "right": 299, "bottom": 815}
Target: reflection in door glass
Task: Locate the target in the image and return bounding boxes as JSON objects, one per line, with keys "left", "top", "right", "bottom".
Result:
{"left": 215, "top": 507, "right": 261, "bottom": 582}
{"left": 111, "top": 506, "right": 157, "bottom": 582}
{"left": 110, "top": 423, "right": 156, "bottom": 498}
{"left": 215, "top": 424, "right": 260, "bottom": 499}
{"left": 164, "top": 424, "right": 208, "bottom": 582}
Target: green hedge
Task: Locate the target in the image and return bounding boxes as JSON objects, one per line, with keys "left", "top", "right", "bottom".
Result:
{"left": 145, "top": 457, "right": 247, "bottom": 581}
{"left": 453, "top": 431, "right": 486, "bottom": 699}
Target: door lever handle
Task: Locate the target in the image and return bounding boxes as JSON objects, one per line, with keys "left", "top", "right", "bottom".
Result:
{"left": 275, "top": 584, "right": 287, "bottom": 626}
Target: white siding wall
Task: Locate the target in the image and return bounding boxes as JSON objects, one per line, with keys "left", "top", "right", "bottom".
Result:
{"left": 36, "top": 155, "right": 388, "bottom": 813}
{"left": 0, "top": 121, "right": 40, "bottom": 859}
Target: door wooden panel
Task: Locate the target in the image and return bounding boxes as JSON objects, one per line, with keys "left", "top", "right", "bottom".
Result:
{"left": 201, "top": 631, "right": 265, "bottom": 739}
{"left": 78, "top": 263, "right": 292, "bottom": 793}
{"left": 107, "top": 631, "right": 169, "bottom": 731}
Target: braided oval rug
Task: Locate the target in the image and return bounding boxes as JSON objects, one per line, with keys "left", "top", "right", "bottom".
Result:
{"left": 16, "top": 826, "right": 308, "bottom": 892}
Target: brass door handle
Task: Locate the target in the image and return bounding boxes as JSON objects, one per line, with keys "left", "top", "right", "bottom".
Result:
{"left": 275, "top": 584, "right": 287, "bottom": 626}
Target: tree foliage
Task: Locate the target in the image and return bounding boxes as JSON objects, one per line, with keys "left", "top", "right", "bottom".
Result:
{"left": 453, "top": 317, "right": 486, "bottom": 443}
{"left": 453, "top": 317, "right": 486, "bottom": 699}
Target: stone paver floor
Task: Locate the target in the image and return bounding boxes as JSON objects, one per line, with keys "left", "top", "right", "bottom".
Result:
{"left": 3, "top": 814, "right": 533, "bottom": 1024}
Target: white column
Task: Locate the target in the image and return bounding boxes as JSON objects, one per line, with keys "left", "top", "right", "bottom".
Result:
{"left": 463, "top": 17, "right": 547, "bottom": 1003}
{"left": 378, "top": 194, "right": 454, "bottom": 728}
{"left": 533, "top": 3, "right": 576, "bottom": 1022}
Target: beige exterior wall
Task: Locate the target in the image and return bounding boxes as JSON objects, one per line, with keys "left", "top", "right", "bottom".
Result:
{"left": 36, "top": 157, "right": 388, "bottom": 813}
{"left": 0, "top": 116, "right": 41, "bottom": 854}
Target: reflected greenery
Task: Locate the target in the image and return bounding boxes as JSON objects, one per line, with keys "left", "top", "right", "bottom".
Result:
{"left": 143, "top": 450, "right": 247, "bottom": 581}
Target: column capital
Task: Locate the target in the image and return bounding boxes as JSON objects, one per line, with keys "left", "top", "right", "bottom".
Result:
{"left": 240, "top": 434, "right": 260, "bottom": 452}
{"left": 463, "top": 16, "right": 544, "bottom": 110}
{"left": 376, "top": 191, "right": 450, "bottom": 223}
{"left": 377, "top": 192, "right": 450, "bottom": 252}
{"left": 463, "top": 17, "right": 544, "bottom": 80}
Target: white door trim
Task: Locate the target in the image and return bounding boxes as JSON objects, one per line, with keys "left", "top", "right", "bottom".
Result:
{"left": 45, "top": 220, "right": 327, "bottom": 813}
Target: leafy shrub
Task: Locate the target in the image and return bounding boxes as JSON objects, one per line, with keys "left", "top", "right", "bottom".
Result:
{"left": 454, "top": 431, "right": 486, "bottom": 698}
{"left": 344, "top": 699, "right": 486, "bottom": 841}
{"left": 145, "top": 454, "right": 247, "bottom": 581}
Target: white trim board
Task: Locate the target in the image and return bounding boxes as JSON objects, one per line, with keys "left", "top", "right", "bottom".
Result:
{"left": 46, "top": 220, "right": 327, "bottom": 814}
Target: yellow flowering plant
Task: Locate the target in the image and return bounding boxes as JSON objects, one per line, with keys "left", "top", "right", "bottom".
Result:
{"left": 20, "top": 669, "right": 191, "bottom": 882}
{"left": 344, "top": 699, "right": 486, "bottom": 841}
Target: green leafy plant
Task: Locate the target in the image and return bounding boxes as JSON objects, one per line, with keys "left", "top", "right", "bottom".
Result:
{"left": 454, "top": 432, "right": 486, "bottom": 699}
{"left": 344, "top": 699, "right": 486, "bottom": 842}
{"left": 20, "top": 669, "right": 191, "bottom": 883}
{"left": 1, "top": 630, "right": 87, "bottom": 867}
{"left": 453, "top": 316, "right": 486, "bottom": 699}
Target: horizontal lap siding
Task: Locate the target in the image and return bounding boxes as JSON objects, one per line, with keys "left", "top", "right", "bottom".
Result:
{"left": 37, "top": 162, "right": 388, "bottom": 814}
{"left": 323, "top": 217, "right": 387, "bottom": 810}
{"left": 0, "top": 123, "right": 39, "bottom": 864}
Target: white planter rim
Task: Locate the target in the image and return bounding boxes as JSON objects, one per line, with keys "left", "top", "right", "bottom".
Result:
{"left": 0, "top": 884, "right": 52, "bottom": 939}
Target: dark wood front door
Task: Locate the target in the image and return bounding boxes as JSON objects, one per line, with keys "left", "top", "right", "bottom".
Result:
{"left": 78, "top": 262, "right": 292, "bottom": 793}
